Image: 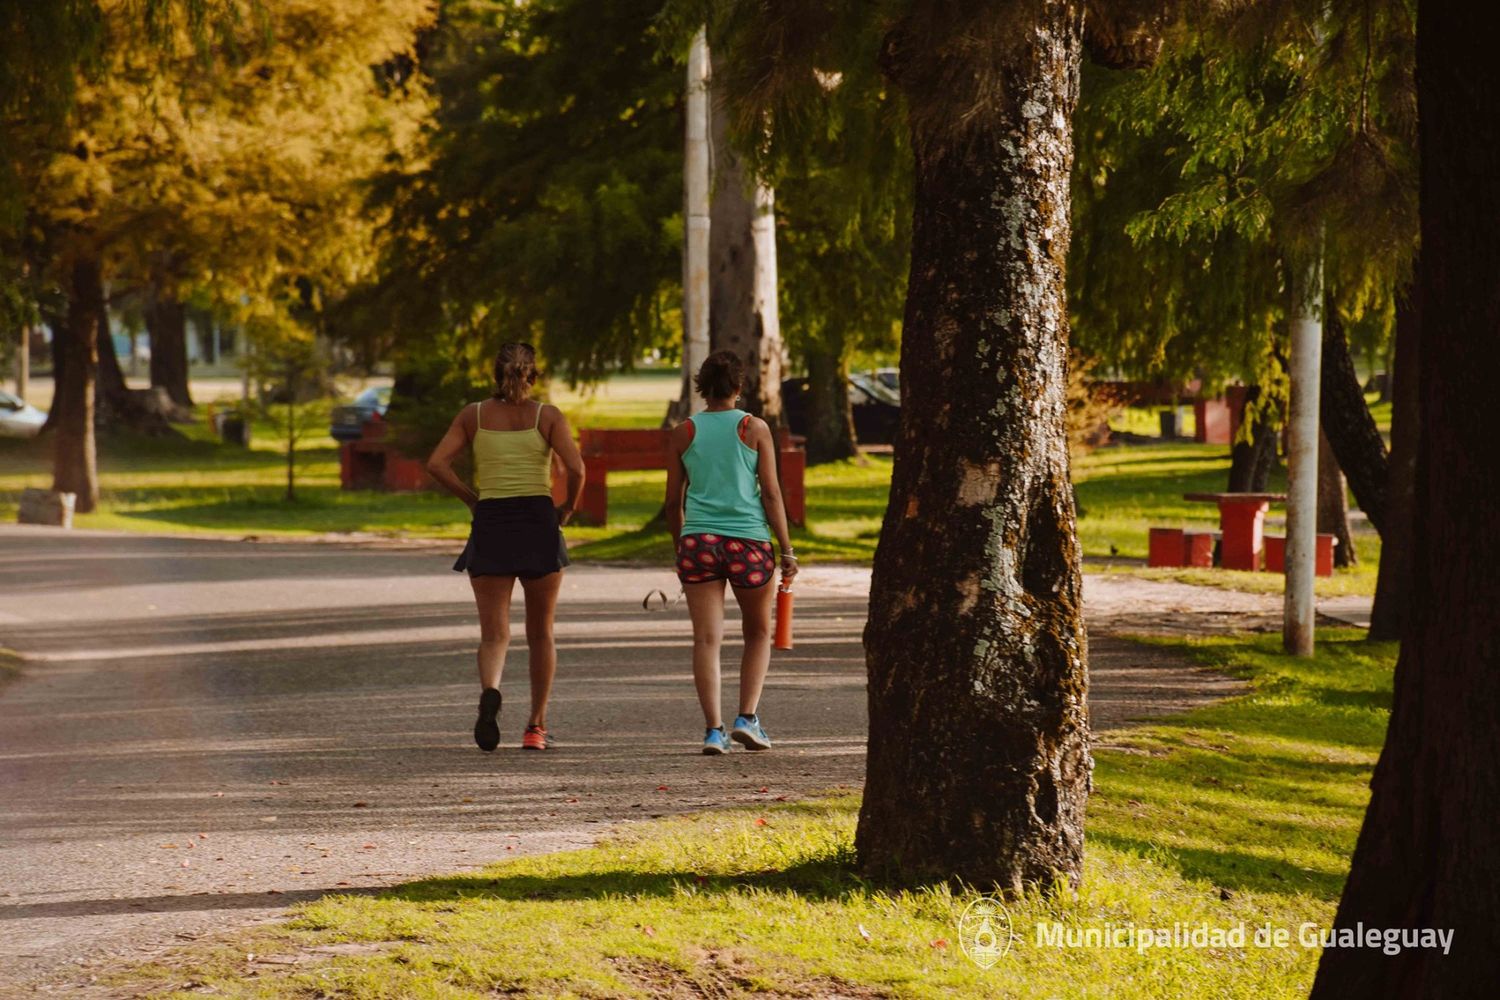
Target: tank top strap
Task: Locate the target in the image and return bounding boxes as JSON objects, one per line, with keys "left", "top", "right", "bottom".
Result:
{"left": 534, "top": 401, "right": 543, "bottom": 429}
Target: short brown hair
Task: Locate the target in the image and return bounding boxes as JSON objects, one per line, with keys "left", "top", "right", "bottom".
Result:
{"left": 694, "top": 350, "right": 745, "bottom": 400}
{"left": 493, "top": 342, "right": 538, "bottom": 403}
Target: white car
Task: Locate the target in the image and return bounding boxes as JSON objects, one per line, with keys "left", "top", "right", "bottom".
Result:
{"left": 0, "top": 389, "right": 47, "bottom": 438}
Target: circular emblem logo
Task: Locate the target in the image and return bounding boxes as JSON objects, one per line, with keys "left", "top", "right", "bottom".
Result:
{"left": 957, "top": 894, "right": 1014, "bottom": 969}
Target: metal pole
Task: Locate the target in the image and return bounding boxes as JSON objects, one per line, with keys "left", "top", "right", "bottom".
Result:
{"left": 1284, "top": 242, "right": 1323, "bottom": 655}
{"left": 682, "top": 27, "right": 711, "bottom": 416}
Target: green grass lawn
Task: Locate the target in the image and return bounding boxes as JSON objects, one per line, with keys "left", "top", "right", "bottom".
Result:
{"left": 113, "top": 629, "right": 1392, "bottom": 999}
{"left": 0, "top": 378, "right": 1382, "bottom": 594}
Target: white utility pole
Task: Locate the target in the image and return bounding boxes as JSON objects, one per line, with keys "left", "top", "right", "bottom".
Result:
{"left": 680, "top": 27, "right": 711, "bottom": 416}
{"left": 1284, "top": 242, "right": 1323, "bottom": 656}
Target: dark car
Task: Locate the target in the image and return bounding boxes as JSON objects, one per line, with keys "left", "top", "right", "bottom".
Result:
{"left": 329, "top": 386, "right": 391, "bottom": 442}
{"left": 781, "top": 372, "right": 901, "bottom": 445}
{"left": 871, "top": 367, "right": 899, "bottom": 394}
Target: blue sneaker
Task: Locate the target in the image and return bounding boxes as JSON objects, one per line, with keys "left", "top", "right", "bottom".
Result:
{"left": 730, "top": 714, "right": 771, "bottom": 751}
{"left": 702, "top": 726, "right": 730, "bottom": 756}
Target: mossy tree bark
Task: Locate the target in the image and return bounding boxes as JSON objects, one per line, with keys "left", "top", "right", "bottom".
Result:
{"left": 1309, "top": 3, "right": 1500, "bottom": 992}
{"left": 51, "top": 254, "right": 102, "bottom": 513}
{"left": 146, "top": 291, "right": 193, "bottom": 408}
{"left": 857, "top": 5, "right": 1092, "bottom": 890}
{"left": 1227, "top": 385, "right": 1279, "bottom": 493}
{"left": 1316, "top": 428, "right": 1356, "bottom": 567}
{"left": 1320, "top": 305, "right": 1387, "bottom": 534}
{"left": 1368, "top": 288, "right": 1419, "bottom": 640}
{"left": 803, "top": 341, "right": 858, "bottom": 464}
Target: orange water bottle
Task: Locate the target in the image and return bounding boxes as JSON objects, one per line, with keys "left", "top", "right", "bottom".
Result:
{"left": 774, "top": 581, "right": 795, "bottom": 650}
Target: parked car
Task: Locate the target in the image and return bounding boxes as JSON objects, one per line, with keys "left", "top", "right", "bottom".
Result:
{"left": 781, "top": 372, "right": 901, "bottom": 445}
{"left": 329, "top": 386, "right": 391, "bottom": 442}
{"left": 0, "top": 389, "right": 46, "bottom": 438}
{"left": 871, "top": 367, "right": 900, "bottom": 394}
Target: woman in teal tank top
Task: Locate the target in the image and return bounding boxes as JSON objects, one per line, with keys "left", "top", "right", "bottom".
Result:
{"left": 665, "top": 351, "right": 799, "bottom": 756}
{"left": 427, "top": 343, "right": 586, "bottom": 754}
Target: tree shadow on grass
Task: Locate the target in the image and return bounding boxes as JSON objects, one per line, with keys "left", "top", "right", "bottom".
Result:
{"left": 379, "top": 851, "right": 870, "bottom": 910}
{"left": 1088, "top": 833, "right": 1349, "bottom": 901}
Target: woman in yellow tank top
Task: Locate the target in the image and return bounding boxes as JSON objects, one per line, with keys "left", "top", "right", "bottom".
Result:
{"left": 427, "top": 343, "right": 585, "bottom": 753}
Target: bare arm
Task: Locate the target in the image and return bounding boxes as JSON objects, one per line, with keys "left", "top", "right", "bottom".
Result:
{"left": 543, "top": 405, "right": 586, "bottom": 525}
{"left": 664, "top": 421, "right": 694, "bottom": 545}
{"left": 426, "top": 407, "right": 479, "bottom": 513}
{"left": 751, "top": 419, "right": 798, "bottom": 582}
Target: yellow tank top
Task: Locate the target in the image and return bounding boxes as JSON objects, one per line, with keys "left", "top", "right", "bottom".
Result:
{"left": 472, "top": 401, "right": 552, "bottom": 500}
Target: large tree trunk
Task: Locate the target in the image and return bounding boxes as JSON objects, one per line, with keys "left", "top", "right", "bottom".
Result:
{"left": 1320, "top": 302, "right": 1388, "bottom": 534}
{"left": 146, "top": 292, "right": 193, "bottom": 408}
{"left": 708, "top": 98, "right": 784, "bottom": 428}
{"left": 1368, "top": 288, "right": 1419, "bottom": 640}
{"left": 1226, "top": 385, "right": 1278, "bottom": 493}
{"left": 857, "top": 8, "right": 1088, "bottom": 889}
{"left": 1309, "top": 5, "right": 1500, "bottom": 993}
{"left": 51, "top": 254, "right": 101, "bottom": 513}
{"left": 803, "top": 342, "right": 858, "bottom": 464}
{"left": 1317, "top": 428, "right": 1356, "bottom": 568}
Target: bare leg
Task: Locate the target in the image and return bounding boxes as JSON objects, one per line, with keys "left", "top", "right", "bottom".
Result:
{"left": 519, "top": 571, "right": 563, "bottom": 728}
{"left": 469, "top": 575, "right": 516, "bottom": 690}
{"left": 684, "top": 580, "right": 727, "bottom": 728}
{"left": 731, "top": 581, "right": 775, "bottom": 716}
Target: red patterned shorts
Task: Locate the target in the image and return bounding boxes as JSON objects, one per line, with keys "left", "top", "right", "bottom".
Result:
{"left": 676, "top": 533, "right": 775, "bottom": 588}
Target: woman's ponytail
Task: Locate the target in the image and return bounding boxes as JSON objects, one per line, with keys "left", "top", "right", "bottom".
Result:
{"left": 493, "top": 342, "right": 539, "bottom": 403}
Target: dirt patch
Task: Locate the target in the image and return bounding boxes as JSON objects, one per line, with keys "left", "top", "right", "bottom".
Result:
{"left": 611, "top": 949, "right": 892, "bottom": 999}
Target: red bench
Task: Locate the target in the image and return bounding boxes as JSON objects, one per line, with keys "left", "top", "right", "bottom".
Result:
{"left": 1263, "top": 534, "right": 1338, "bottom": 577}
{"left": 571, "top": 426, "right": 806, "bottom": 527}
{"left": 339, "top": 420, "right": 435, "bottom": 492}
{"left": 1147, "top": 527, "right": 1216, "bottom": 568}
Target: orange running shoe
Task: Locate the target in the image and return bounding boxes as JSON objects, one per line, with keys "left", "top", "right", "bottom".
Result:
{"left": 521, "top": 725, "right": 553, "bottom": 750}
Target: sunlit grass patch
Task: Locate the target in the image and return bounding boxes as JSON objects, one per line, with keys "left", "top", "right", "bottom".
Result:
{"left": 113, "top": 630, "right": 1391, "bottom": 1000}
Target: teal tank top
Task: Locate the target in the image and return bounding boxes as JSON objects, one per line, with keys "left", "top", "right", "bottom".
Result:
{"left": 681, "top": 409, "right": 771, "bottom": 541}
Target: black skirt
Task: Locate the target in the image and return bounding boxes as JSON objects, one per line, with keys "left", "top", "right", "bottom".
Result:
{"left": 453, "top": 495, "right": 571, "bottom": 578}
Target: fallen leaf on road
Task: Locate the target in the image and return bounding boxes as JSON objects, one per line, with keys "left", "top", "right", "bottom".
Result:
{"left": 754, "top": 818, "right": 768, "bottom": 827}
{"left": 642, "top": 925, "right": 656, "bottom": 937}
{"left": 212, "top": 792, "right": 223, "bottom": 798}
{"left": 198, "top": 833, "right": 207, "bottom": 839}
{"left": 461, "top": 798, "right": 474, "bottom": 804}
{"left": 159, "top": 844, "right": 178, "bottom": 849}
{"left": 930, "top": 938, "right": 949, "bottom": 950}
{"left": 657, "top": 785, "right": 670, "bottom": 791}
{"left": 758, "top": 787, "right": 768, "bottom": 793}
{"left": 565, "top": 797, "right": 578, "bottom": 803}
{"left": 352, "top": 802, "right": 369, "bottom": 808}
{"left": 259, "top": 816, "right": 278, "bottom": 823}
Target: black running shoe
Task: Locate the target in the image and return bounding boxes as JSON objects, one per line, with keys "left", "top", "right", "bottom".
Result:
{"left": 474, "top": 688, "right": 501, "bottom": 752}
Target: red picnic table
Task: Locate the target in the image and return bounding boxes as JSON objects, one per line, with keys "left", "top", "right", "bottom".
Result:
{"left": 1182, "top": 492, "right": 1286, "bottom": 571}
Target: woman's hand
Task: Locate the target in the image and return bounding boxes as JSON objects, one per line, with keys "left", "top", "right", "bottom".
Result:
{"left": 556, "top": 505, "right": 574, "bottom": 526}
{"left": 780, "top": 549, "right": 799, "bottom": 583}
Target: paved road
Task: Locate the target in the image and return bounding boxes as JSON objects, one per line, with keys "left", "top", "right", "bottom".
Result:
{"left": 0, "top": 527, "right": 1261, "bottom": 994}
